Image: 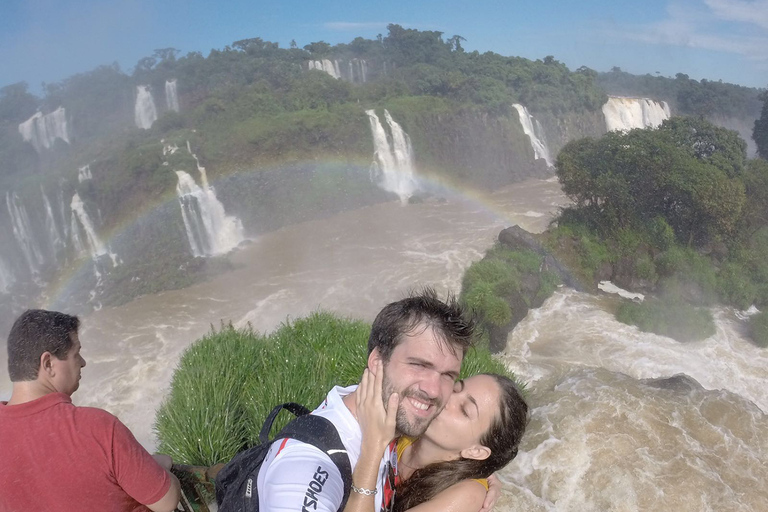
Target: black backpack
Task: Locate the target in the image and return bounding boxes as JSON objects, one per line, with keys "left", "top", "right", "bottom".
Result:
{"left": 215, "top": 402, "right": 353, "bottom": 512}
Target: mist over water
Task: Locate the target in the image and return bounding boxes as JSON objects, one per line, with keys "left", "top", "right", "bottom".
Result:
{"left": 1, "top": 178, "right": 766, "bottom": 511}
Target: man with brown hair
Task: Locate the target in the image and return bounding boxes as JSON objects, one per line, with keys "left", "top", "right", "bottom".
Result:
{"left": 0, "top": 309, "right": 181, "bottom": 512}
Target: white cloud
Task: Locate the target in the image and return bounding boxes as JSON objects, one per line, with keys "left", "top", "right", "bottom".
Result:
{"left": 704, "top": 0, "right": 768, "bottom": 30}
{"left": 609, "top": 0, "right": 768, "bottom": 62}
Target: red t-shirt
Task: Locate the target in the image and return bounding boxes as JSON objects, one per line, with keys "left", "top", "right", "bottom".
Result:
{"left": 0, "top": 393, "right": 171, "bottom": 512}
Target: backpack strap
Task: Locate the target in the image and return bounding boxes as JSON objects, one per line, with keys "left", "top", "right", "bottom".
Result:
{"left": 258, "top": 402, "right": 311, "bottom": 444}
{"left": 278, "top": 414, "right": 353, "bottom": 512}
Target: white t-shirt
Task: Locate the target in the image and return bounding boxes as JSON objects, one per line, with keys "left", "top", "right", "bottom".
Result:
{"left": 257, "top": 385, "right": 393, "bottom": 512}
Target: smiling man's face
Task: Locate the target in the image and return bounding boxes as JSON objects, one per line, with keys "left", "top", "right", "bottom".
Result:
{"left": 375, "top": 324, "right": 462, "bottom": 437}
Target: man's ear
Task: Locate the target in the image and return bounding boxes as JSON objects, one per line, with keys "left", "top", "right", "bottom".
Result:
{"left": 39, "top": 352, "right": 55, "bottom": 377}
{"left": 460, "top": 444, "right": 491, "bottom": 461}
{"left": 367, "top": 347, "right": 383, "bottom": 375}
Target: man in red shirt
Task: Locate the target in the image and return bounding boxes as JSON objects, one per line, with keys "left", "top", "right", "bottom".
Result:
{"left": 0, "top": 309, "right": 181, "bottom": 512}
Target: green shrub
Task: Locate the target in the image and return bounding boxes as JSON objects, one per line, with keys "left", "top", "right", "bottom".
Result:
{"left": 634, "top": 253, "right": 657, "bottom": 282}
{"left": 748, "top": 311, "right": 768, "bottom": 348}
{"left": 615, "top": 294, "right": 716, "bottom": 342}
{"left": 155, "top": 311, "right": 517, "bottom": 466}
{"left": 716, "top": 262, "right": 757, "bottom": 310}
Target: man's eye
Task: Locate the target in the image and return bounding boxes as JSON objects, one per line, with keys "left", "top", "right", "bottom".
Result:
{"left": 461, "top": 406, "right": 469, "bottom": 418}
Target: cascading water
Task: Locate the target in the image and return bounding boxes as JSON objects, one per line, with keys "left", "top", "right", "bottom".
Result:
{"left": 42, "top": 188, "right": 65, "bottom": 261}
{"left": 134, "top": 85, "right": 157, "bottom": 129}
{"left": 18, "top": 107, "right": 70, "bottom": 152}
{"left": 78, "top": 164, "right": 92, "bottom": 182}
{"left": 496, "top": 288, "right": 768, "bottom": 511}
{"left": 165, "top": 79, "right": 180, "bottom": 112}
{"left": 173, "top": 143, "right": 244, "bottom": 257}
{"left": 512, "top": 104, "right": 553, "bottom": 167}
{"left": 602, "top": 96, "right": 671, "bottom": 132}
{"left": 0, "top": 257, "right": 13, "bottom": 294}
{"left": 70, "top": 193, "right": 118, "bottom": 266}
{"left": 365, "top": 109, "right": 417, "bottom": 203}
{"left": 6, "top": 192, "right": 44, "bottom": 274}
{"left": 308, "top": 59, "right": 341, "bottom": 79}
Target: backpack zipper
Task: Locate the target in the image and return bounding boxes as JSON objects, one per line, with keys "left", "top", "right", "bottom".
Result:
{"left": 245, "top": 478, "right": 253, "bottom": 498}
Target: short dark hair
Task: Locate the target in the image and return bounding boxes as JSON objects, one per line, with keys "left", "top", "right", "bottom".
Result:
{"left": 368, "top": 287, "right": 475, "bottom": 361}
{"left": 7, "top": 309, "right": 80, "bottom": 382}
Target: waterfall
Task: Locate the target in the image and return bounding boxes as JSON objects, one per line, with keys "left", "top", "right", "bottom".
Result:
{"left": 134, "top": 85, "right": 157, "bottom": 129}
{"left": 308, "top": 59, "right": 341, "bottom": 79}
{"left": 70, "top": 193, "right": 118, "bottom": 266}
{"left": 165, "top": 79, "right": 180, "bottom": 112}
{"left": 602, "top": 96, "right": 671, "bottom": 132}
{"left": 6, "top": 192, "right": 44, "bottom": 274}
{"left": 78, "top": 164, "right": 92, "bottom": 182}
{"left": 512, "top": 104, "right": 554, "bottom": 167}
{"left": 0, "top": 257, "right": 13, "bottom": 294}
{"left": 42, "top": 187, "right": 65, "bottom": 260}
{"left": 365, "top": 109, "right": 417, "bottom": 203}
{"left": 175, "top": 171, "right": 245, "bottom": 257}
{"left": 172, "top": 141, "right": 245, "bottom": 257}
{"left": 18, "top": 107, "right": 70, "bottom": 152}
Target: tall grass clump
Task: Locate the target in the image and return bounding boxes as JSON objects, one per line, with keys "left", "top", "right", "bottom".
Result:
{"left": 615, "top": 294, "right": 716, "bottom": 342}
{"left": 155, "top": 311, "right": 518, "bottom": 466}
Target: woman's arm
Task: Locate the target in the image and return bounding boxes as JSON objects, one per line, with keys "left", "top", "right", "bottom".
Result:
{"left": 343, "top": 360, "right": 398, "bottom": 512}
{"left": 402, "top": 479, "right": 488, "bottom": 512}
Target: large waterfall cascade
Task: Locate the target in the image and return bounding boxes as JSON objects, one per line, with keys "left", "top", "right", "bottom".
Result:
{"left": 6, "top": 192, "right": 45, "bottom": 275}
{"left": 511, "top": 104, "right": 554, "bottom": 167}
{"left": 308, "top": 59, "right": 367, "bottom": 82}
{"left": 603, "top": 96, "right": 671, "bottom": 132}
{"left": 134, "top": 85, "right": 158, "bottom": 130}
{"left": 70, "top": 192, "right": 118, "bottom": 266}
{"left": 365, "top": 109, "right": 417, "bottom": 203}
{"left": 173, "top": 142, "right": 245, "bottom": 257}
{"left": 18, "top": 107, "right": 70, "bottom": 153}
{"left": 165, "top": 79, "right": 180, "bottom": 112}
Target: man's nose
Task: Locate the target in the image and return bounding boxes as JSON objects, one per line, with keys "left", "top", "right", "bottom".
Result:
{"left": 419, "top": 371, "right": 442, "bottom": 400}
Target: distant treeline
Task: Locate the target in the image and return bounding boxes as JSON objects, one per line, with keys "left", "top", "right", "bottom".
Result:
{"left": 0, "top": 25, "right": 764, "bottom": 227}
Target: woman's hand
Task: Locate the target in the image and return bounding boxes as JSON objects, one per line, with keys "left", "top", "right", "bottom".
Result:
{"left": 356, "top": 360, "right": 398, "bottom": 453}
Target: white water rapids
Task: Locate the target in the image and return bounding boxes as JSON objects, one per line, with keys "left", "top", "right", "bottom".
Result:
{"left": 1, "top": 177, "right": 766, "bottom": 510}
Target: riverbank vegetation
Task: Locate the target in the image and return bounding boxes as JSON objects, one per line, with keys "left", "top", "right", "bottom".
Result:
{"left": 461, "top": 113, "right": 768, "bottom": 346}
{"left": 548, "top": 116, "right": 768, "bottom": 344}
{"left": 155, "top": 311, "right": 514, "bottom": 466}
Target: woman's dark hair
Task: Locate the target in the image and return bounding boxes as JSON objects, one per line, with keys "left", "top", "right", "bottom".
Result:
{"left": 392, "top": 374, "right": 528, "bottom": 512}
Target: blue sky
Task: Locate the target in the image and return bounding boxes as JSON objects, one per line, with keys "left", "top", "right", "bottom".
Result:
{"left": 1, "top": 0, "right": 766, "bottom": 94}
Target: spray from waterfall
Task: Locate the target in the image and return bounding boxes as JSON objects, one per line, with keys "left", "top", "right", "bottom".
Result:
{"left": 512, "top": 104, "right": 553, "bottom": 167}
{"left": 365, "top": 109, "right": 417, "bottom": 203}
{"left": 6, "top": 192, "right": 45, "bottom": 275}
{"left": 165, "top": 80, "right": 180, "bottom": 112}
{"left": 18, "top": 107, "right": 70, "bottom": 152}
{"left": 602, "top": 97, "right": 671, "bottom": 132}
{"left": 172, "top": 142, "right": 245, "bottom": 257}
{"left": 135, "top": 85, "right": 158, "bottom": 129}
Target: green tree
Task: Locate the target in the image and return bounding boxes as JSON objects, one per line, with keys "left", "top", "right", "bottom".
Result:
{"left": 0, "top": 82, "right": 38, "bottom": 123}
{"left": 754, "top": 90, "right": 768, "bottom": 159}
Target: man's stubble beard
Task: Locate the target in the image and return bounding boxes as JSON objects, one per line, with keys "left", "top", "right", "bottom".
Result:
{"left": 381, "top": 369, "right": 443, "bottom": 437}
